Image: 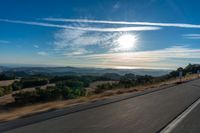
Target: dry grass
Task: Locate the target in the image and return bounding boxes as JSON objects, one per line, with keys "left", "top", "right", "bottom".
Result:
{"left": 0, "top": 80, "right": 15, "bottom": 87}
{"left": 0, "top": 98, "right": 88, "bottom": 122}
{"left": 0, "top": 74, "right": 198, "bottom": 123}
{"left": 88, "top": 81, "right": 118, "bottom": 89}
{"left": 0, "top": 94, "right": 14, "bottom": 106}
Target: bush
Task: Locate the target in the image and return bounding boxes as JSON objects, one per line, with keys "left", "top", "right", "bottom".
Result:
{"left": 56, "top": 80, "right": 84, "bottom": 89}
{"left": 11, "top": 78, "right": 48, "bottom": 90}
{"left": 13, "top": 87, "right": 62, "bottom": 105}
{"left": 0, "top": 86, "right": 13, "bottom": 97}
{"left": 12, "top": 81, "right": 22, "bottom": 91}
{"left": 13, "top": 91, "right": 38, "bottom": 105}
{"left": 0, "top": 87, "right": 4, "bottom": 96}
{"left": 3, "top": 86, "right": 12, "bottom": 94}
{"left": 36, "top": 87, "right": 61, "bottom": 101}
{"left": 95, "top": 83, "right": 115, "bottom": 93}
{"left": 21, "top": 79, "right": 48, "bottom": 88}
{"left": 13, "top": 85, "right": 86, "bottom": 105}
{"left": 61, "top": 87, "right": 75, "bottom": 99}
{"left": 60, "top": 86, "right": 86, "bottom": 99}
{"left": 118, "top": 74, "right": 154, "bottom": 88}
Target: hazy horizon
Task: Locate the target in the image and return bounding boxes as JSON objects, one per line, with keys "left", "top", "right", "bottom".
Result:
{"left": 0, "top": 63, "right": 174, "bottom": 70}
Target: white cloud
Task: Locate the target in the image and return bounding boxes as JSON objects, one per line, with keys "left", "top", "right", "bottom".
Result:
{"left": 63, "top": 48, "right": 90, "bottom": 56}
{"left": 37, "top": 51, "right": 48, "bottom": 56}
{"left": 33, "top": 45, "right": 39, "bottom": 48}
{"left": 54, "top": 29, "right": 120, "bottom": 55}
{"left": 2, "top": 18, "right": 200, "bottom": 69}
{"left": 3, "top": 18, "right": 200, "bottom": 31}
{"left": 44, "top": 18, "right": 200, "bottom": 29}
{"left": 183, "top": 34, "right": 200, "bottom": 39}
{"left": 75, "top": 45, "right": 200, "bottom": 69}
{"left": 0, "top": 19, "right": 160, "bottom": 32}
{"left": 86, "top": 45, "right": 200, "bottom": 60}
{"left": 54, "top": 29, "right": 87, "bottom": 48}
{"left": 54, "top": 28, "right": 139, "bottom": 56}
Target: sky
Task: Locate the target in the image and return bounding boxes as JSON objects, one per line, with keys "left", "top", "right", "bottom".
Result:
{"left": 0, "top": 0, "right": 200, "bottom": 69}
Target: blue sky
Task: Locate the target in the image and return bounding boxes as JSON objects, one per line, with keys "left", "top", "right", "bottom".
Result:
{"left": 0, "top": 0, "right": 200, "bottom": 69}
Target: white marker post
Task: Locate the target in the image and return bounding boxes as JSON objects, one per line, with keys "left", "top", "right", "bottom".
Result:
{"left": 179, "top": 71, "right": 183, "bottom": 83}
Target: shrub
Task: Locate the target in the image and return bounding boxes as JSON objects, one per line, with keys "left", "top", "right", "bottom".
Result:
{"left": 0, "top": 87, "right": 4, "bottom": 96}
{"left": 95, "top": 83, "right": 115, "bottom": 93}
{"left": 56, "top": 80, "right": 84, "bottom": 89}
{"left": 36, "top": 87, "right": 61, "bottom": 101}
{"left": 61, "top": 86, "right": 86, "bottom": 99}
{"left": 12, "top": 84, "right": 86, "bottom": 105}
{"left": 61, "top": 87, "right": 75, "bottom": 99}
{"left": 13, "top": 91, "right": 38, "bottom": 105}
{"left": 12, "top": 81, "right": 22, "bottom": 91}
{"left": 21, "top": 79, "right": 48, "bottom": 88}
{"left": 3, "top": 86, "right": 12, "bottom": 94}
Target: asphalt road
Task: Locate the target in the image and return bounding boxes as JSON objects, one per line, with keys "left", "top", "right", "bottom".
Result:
{"left": 2, "top": 79, "right": 200, "bottom": 133}
{"left": 170, "top": 96, "right": 200, "bottom": 133}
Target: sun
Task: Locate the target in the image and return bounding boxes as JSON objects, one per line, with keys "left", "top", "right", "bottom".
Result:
{"left": 116, "top": 33, "right": 138, "bottom": 51}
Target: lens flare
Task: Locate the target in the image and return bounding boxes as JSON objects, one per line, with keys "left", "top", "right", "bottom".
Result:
{"left": 116, "top": 33, "right": 138, "bottom": 51}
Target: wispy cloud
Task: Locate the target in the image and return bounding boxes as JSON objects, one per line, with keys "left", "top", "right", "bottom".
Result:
{"left": 0, "top": 40, "right": 9, "bottom": 44}
{"left": 113, "top": 1, "right": 120, "bottom": 9}
{"left": 53, "top": 28, "right": 139, "bottom": 55}
{"left": 37, "top": 51, "right": 49, "bottom": 56}
{"left": 75, "top": 45, "right": 200, "bottom": 69}
{"left": 2, "top": 18, "right": 200, "bottom": 69}
{"left": 63, "top": 48, "right": 90, "bottom": 56}
{"left": 0, "top": 19, "right": 160, "bottom": 32}
{"left": 54, "top": 29, "right": 119, "bottom": 55}
{"left": 44, "top": 18, "right": 200, "bottom": 29}
{"left": 33, "top": 45, "right": 39, "bottom": 48}
{"left": 183, "top": 34, "right": 200, "bottom": 39}
{"left": 86, "top": 45, "right": 200, "bottom": 60}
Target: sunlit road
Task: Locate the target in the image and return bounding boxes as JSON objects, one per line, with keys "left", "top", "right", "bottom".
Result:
{"left": 2, "top": 79, "right": 200, "bottom": 133}
{"left": 170, "top": 98, "right": 200, "bottom": 133}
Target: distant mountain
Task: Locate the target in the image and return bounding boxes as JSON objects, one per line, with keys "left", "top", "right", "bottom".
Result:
{"left": 0, "top": 66, "right": 171, "bottom": 77}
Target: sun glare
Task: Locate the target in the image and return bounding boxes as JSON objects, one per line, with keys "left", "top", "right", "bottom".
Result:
{"left": 116, "top": 33, "right": 138, "bottom": 51}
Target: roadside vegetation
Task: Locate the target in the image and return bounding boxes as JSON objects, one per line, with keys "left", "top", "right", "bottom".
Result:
{"left": 95, "top": 64, "right": 200, "bottom": 93}
{"left": 0, "top": 64, "right": 200, "bottom": 122}
{"left": 0, "top": 64, "right": 200, "bottom": 104}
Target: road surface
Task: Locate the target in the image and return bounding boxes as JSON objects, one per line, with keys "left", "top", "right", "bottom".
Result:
{"left": 2, "top": 79, "right": 200, "bottom": 133}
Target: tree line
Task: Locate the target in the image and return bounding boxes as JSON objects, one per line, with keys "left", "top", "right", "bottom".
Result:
{"left": 0, "top": 64, "right": 200, "bottom": 105}
{"left": 95, "top": 64, "right": 200, "bottom": 93}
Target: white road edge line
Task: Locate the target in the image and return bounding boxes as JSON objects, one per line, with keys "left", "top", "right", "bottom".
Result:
{"left": 160, "top": 97, "right": 200, "bottom": 133}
